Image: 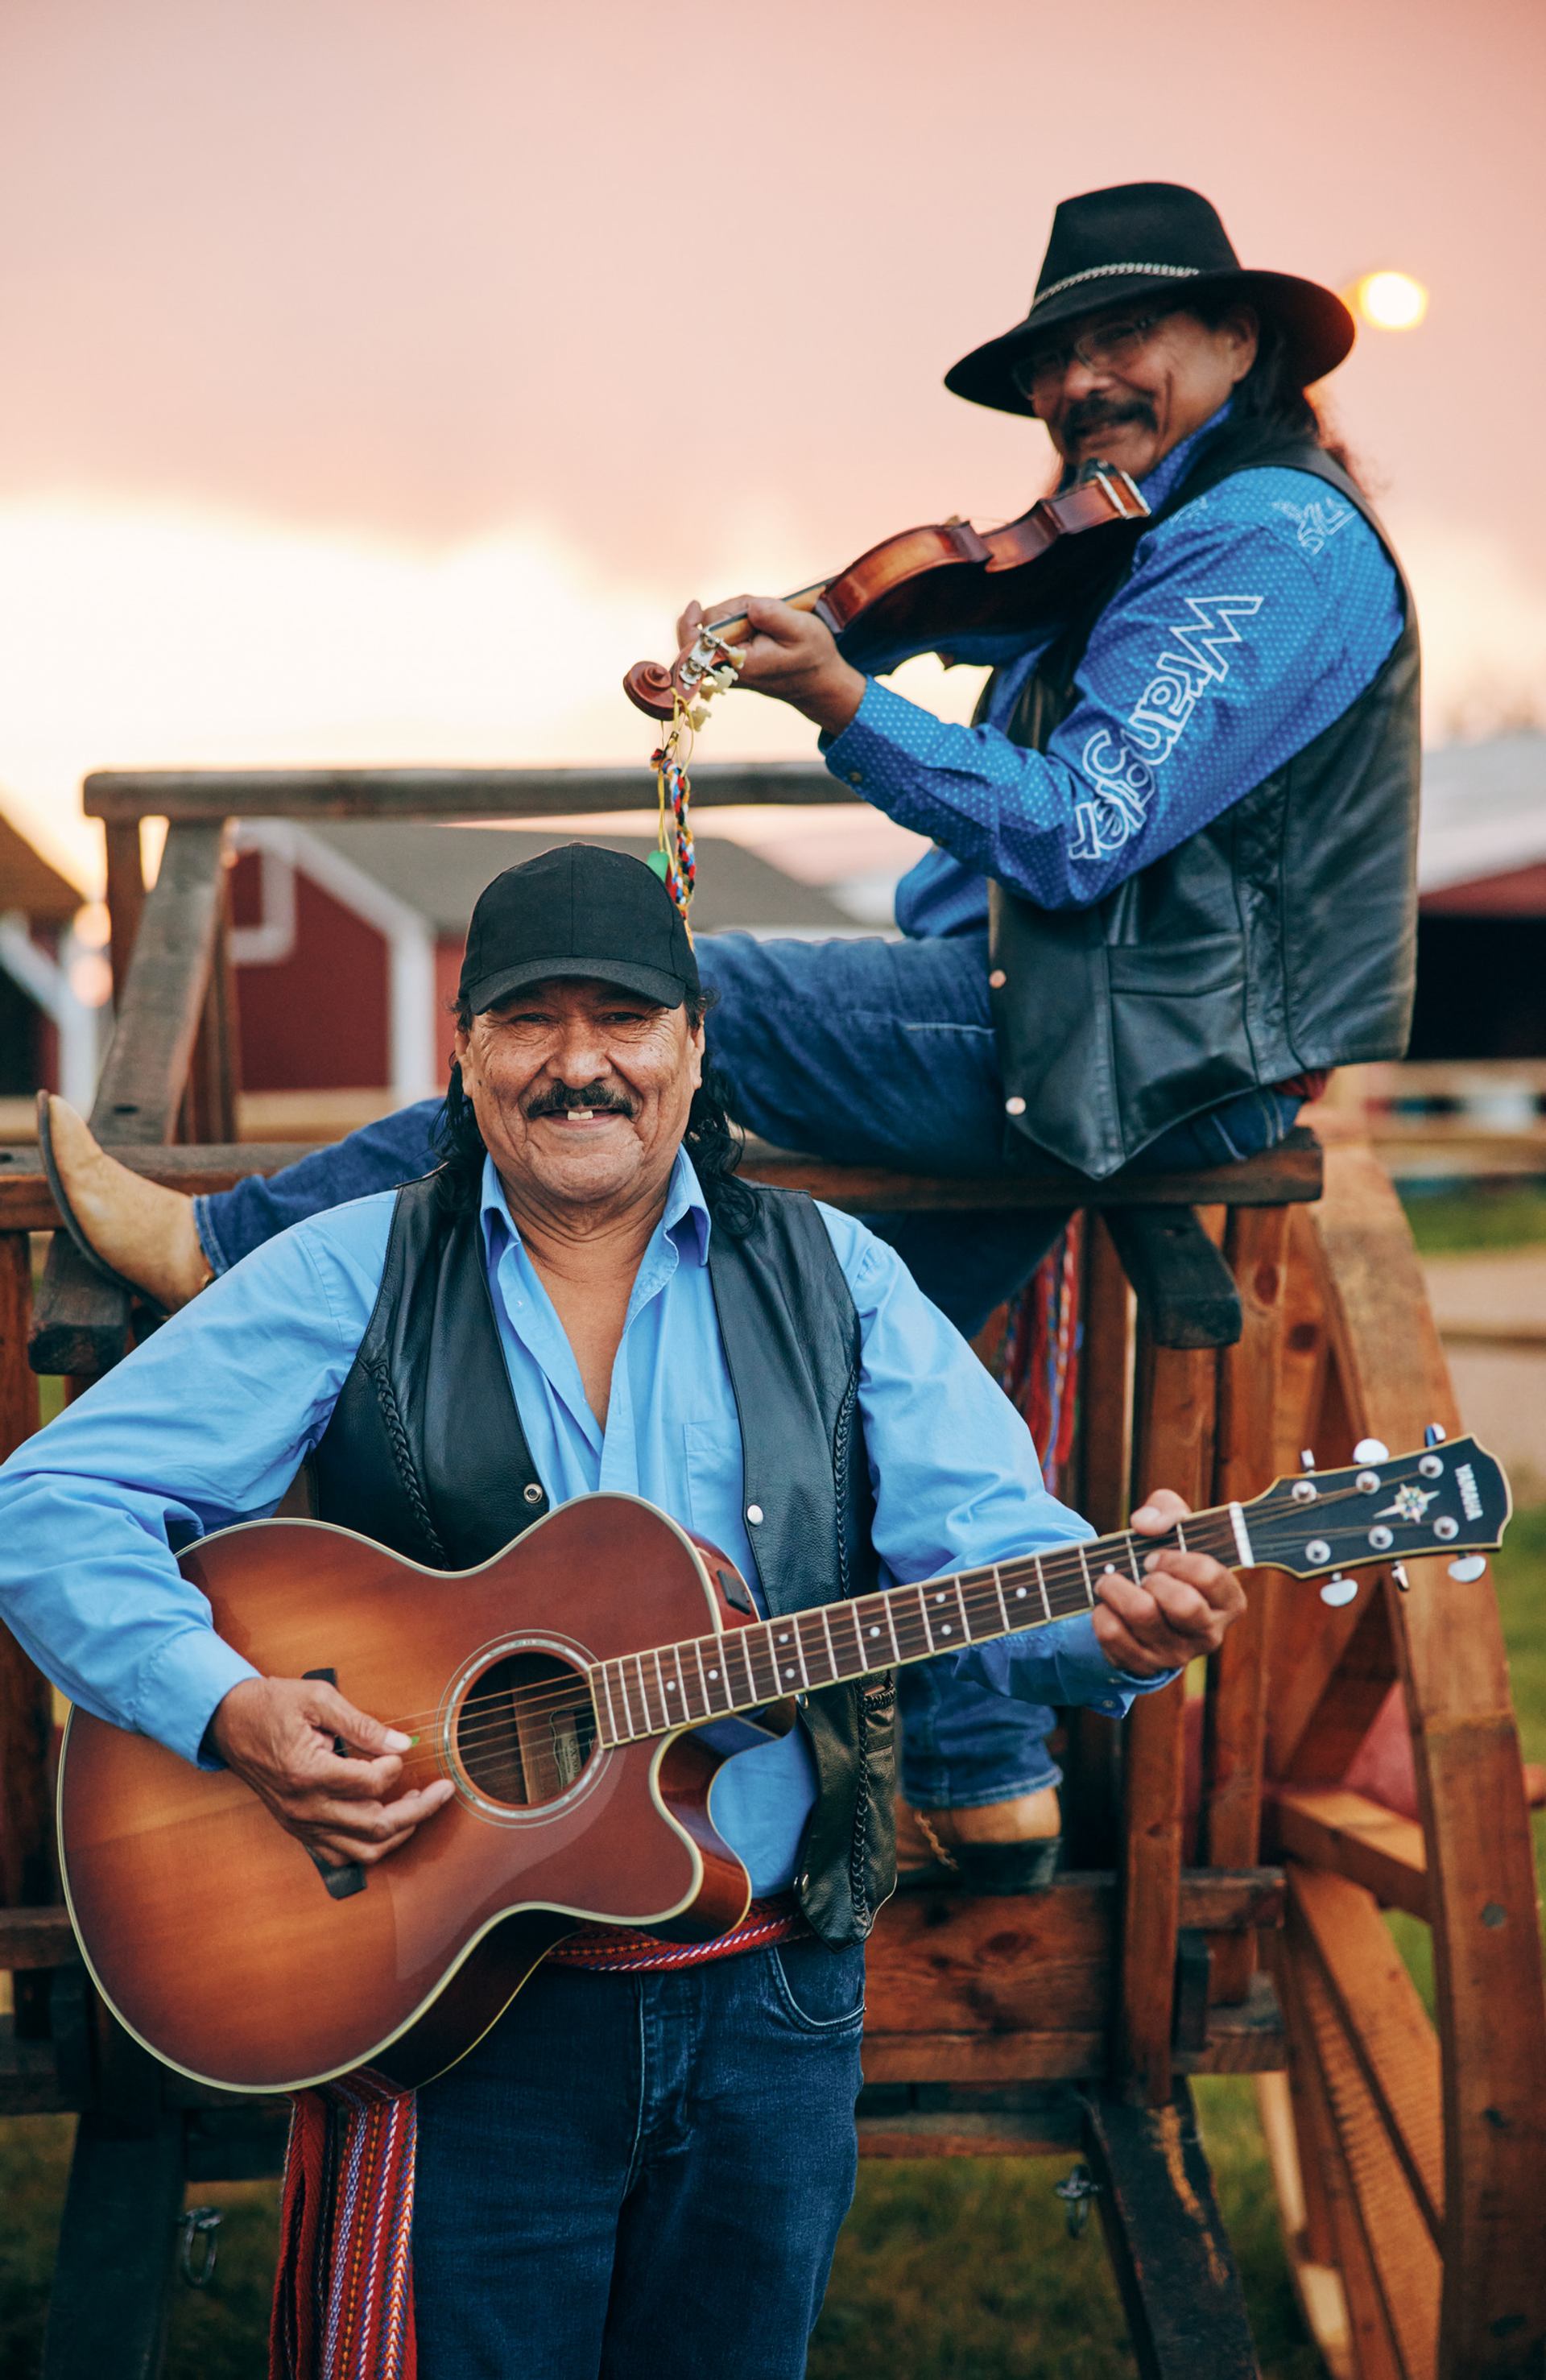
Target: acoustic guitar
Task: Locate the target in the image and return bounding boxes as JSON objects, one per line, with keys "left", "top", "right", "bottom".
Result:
{"left": 57, "top": 1435, "right": 1510, "bottom": 2095}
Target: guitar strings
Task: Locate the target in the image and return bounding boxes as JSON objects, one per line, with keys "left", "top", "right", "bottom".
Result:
{"left": 355, "top": 1482, "right": 1457, "bottom": 1747}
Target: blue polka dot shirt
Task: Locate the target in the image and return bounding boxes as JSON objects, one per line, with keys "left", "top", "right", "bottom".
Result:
{"left": 822, "top": 407, "right": 1406, "bottom": 937}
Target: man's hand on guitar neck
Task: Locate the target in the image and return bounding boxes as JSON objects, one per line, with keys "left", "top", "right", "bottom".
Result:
{"left": 209, "top": 1676, "right": 456, "bottom": 1871}
{"left": 1089, "top": 1490, "right": 1247, "bottom": 1677}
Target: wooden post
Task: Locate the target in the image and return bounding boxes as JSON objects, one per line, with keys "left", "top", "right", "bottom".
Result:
{"left": 39, "top": 2113, "right": 185, "bottom": 2380}
{"left": 101, "top": 821, "right": 145, "bottom": 1012}
{"left": 1065, "top": 1215, "right": 1135, "bottom": 1870}
{"left": 181, "top": 861, "right": 241, "bottom": 1146}
{"left": 1083, "top": 2081, "right": 1262, "bottom": 2378}
{"left": 1201, "top": 1203, "right": 1289, "bottom": 2001}
{"left": 0, "top": 1233, "right": 52, "bottom": 2035}
{"left": 1119, "top": 1328, "right": 1217, "bottom": 2103}
{"left": 1308, "top": 1142, "right": 1546, "bottom": 2378}
{"left": 31, "top": 820, "right": 230, "bottom": 1379}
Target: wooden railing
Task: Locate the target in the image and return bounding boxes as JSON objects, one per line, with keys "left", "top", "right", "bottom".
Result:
{"left": 1, "top": 763, "right": 1542, "bottom": 2380}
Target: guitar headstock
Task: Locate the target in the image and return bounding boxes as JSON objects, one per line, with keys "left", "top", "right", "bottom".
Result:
{"left": 1242, "top": 1434, "right": 1511, "bottom": 1582}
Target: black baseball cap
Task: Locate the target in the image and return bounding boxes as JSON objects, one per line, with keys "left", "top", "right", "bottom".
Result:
{"left": 458, "top": 843, "right": 701, "bottom": 1014}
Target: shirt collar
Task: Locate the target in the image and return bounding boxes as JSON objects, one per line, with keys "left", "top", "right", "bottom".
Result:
{"left": 477, "top": 1144, "right": 713, "bottom": 1269}
{"left": 1136, "top": 399, "right": 1232, "bottom": 513}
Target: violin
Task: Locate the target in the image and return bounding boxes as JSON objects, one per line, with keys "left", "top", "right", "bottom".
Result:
{"left": 622, "top": 462, "right": 1149, "bottom": 721}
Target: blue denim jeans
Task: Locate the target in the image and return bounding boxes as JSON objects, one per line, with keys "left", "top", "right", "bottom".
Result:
{"left": 195, "top": 928, "right": 1297, "bottom": 1811}
{"left": 413, "top": 1941, "right": 865, "bottom": 2378}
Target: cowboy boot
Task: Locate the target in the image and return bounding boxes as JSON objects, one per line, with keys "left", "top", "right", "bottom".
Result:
{"left": 39, "top": 1096, "right": 212, "bottom": 1312}
{"left": 894, "top": 1785, "right": 1062, "bottom": 1894}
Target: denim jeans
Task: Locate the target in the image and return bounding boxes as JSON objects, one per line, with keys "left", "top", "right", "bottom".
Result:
{"left": 195, "top": 928, "right": 1297, "bottom": 1811}
{"left": 412, "top": 1941, "right": 865, "bottom": 2378}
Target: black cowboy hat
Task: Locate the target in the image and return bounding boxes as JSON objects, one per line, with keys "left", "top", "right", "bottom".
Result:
{"left": 945, "top": 181, "right": 1354, "bottom": 416}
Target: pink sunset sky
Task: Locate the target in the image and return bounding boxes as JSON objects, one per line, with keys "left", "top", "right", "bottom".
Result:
{"left": 1, "top": 0, "right": 1542, "bottom": 887}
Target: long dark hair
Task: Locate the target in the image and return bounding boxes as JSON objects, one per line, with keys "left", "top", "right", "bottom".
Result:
{"left": 432, "top": 989, "right": 759, "bottom": 1237}
{"left": 1189, "top": 293, "right": 1362, "bottom": 483}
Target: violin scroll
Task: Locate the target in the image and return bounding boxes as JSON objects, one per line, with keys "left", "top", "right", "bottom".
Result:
{"left": 623, "top": 662, "right": 678, "bottom": 719}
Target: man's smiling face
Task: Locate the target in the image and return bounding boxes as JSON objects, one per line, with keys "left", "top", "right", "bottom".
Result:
{"left": 455, "top": 977, "right": 704, "bottom": 1217}
{"left": 1025, "top": 303, "right": 1259, "bottom": 482}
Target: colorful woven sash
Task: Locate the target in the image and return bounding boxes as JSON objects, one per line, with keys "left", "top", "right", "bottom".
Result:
{"left": 269, "top": 1902, "right": 806, "bottom": 2377}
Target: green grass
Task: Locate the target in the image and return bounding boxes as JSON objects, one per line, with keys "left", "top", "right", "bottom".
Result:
{"left": 1399, "top": 1179, "right": 1546, "bottom": 1255}
{"left": 3, "top": 1513, "right": 1544, "bottom": 2378}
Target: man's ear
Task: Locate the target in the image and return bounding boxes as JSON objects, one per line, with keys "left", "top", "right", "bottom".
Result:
{"left": 1222, "top": 304, "right": 1259, "bottom": 382}
{"left": 687, "top": 1012, "right": 706, "bottom": 1094}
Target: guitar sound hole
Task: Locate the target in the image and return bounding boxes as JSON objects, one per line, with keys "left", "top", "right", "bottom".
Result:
{"left": 455, "top": 1652, "right": 598, "bottom": 1808}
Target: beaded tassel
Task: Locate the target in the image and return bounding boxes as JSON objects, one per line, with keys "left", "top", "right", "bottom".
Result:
{"left": 644, "top": 628, "right": 744, "bottom": 938}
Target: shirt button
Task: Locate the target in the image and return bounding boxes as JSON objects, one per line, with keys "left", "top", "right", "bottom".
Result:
{"left": 798, "top": 1873, "right": 810, "bottom": 1891}
{"left": 846, "top": 768, "right": 863, "bottom": 787}
{"left": 988, "top": 968, "right": 1007, "bottom": 990}
{"left": 746, "top": 1503, "right": 764, "bottom": 1525}
{"left": 1005, "top": 1095, "right": 1027, "bottom": 1117}
{"left": 523, "top": 1483, "right": 544, "bottom": 1506}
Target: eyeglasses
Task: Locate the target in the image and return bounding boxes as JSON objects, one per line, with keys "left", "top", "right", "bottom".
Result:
{"left": 1011, "top": 312, "right": 1176, "bottom": 403}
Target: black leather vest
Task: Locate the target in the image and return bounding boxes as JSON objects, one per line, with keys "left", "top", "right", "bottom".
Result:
{"left": 311, "top": 1171, "right": 896, "bottom": 1947}
{"left": 987, "top": 429, "right": 1420, "bottom": 1177}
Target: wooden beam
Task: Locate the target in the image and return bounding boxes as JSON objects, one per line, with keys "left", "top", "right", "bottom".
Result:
{"left": 39, "top": 2113, "right": 185, "bottom": 2380}
{"left": 857, "top": 2084, "right": 1084, "bottom": 2159}
{"left": 83, "top": 759, "right": 847, "bottom": 821}
{"left": 1274, "top": 1576, "right": 1400, "bottom": 1786}
{"left": 866, "top": 1870, "right": 1285, "bottom": 2039}
{"left": 1272, "top": 1787, "right": 1429, "bottom": 1919}
{"left": 0, "top": 1905, "right": 76, "bottom": 1970}
{"left": 0, "top": 1141, "right": 320, "bottom": 1232}
{"left": 1204, "top": 1204, "right": 1290, "bottom": 2000}
{"left": 87, "top": 821, "right": 229, "bottom": 1147}
{"left": 0, "top": 1235, "right": 53, "bottom": 2034}
{"left": 30, "top": 822, "right": 227, "bottom": 1376}
{"left": 1309, "top": 1141, "right": 1546, "bottom": 2378}
{"left": 0, "top": 1129, "right": 1326, "bottom": 1238}
{"left": 1120, "top": 1320, "right": 1218, "bottom": 2102}
{"left": 1105, "top": 1204, "right": 1244, "bottom": 1347}
{"left": 1288, "top": 1866, "right": 1445, "bottom": 2243}
{"left": 101, "top": 820, "right": 145, "bottom": 1010}
{"left": 1064, "top": 1217, "right": 1134, "bottom": 1869}
{"left": 1082, "top": 2081, "right": 1262, "bottom": 2380}
{"left": 1273, "top": 1940, "right": 1406, "bottom": 2380}
{"left": 1293, "top": 1950, "right": 1441, "bottom": 2377}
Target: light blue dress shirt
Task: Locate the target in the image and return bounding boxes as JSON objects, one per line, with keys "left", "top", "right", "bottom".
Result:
{"left": 824, "top": 407, "right": 1406, "bottom": 938}
{"left": 0, "top": 1152, "right": 1162, "bottom": 1893}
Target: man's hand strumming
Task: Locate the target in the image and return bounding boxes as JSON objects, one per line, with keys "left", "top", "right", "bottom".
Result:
{"left": 209, "top": 1675, "right": 456, "bottom": 1870}
{"left": 1090, "top": 1490, "right": 1247, "bottom": 1677}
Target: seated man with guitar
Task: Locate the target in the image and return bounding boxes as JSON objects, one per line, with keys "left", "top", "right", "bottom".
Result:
{"left": 1, "top": 845, "right": 1249, "bottom": 2378}
{"left": 38, "top": 180, "right": 1417, "bottom": 1896}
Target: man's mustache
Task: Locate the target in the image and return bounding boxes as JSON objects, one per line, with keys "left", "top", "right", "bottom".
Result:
{"left": 1061, "top": 396, "right": 1158, "bottom": 441}
{"left": 525, "top": 1082, "right": 636, "bottom": 1120}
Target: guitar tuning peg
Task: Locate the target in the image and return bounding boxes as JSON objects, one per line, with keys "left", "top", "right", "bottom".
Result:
{"left": 1391, "top": 1563, "right": 1411, "bottom": 1593}
{"left": 1300, "top": 1449, "right": 1317, "bottom": 1471}
{"left": 1352, "top": 1438, "right": 1391, "bottom": 1464}
{"left": 1424, "top": 1423, "right": 1448, "bottom": 1447}
{"left": 1448, "top": 1556, "right": 1487, "bottom": 1583}
{"left": 1319, "top": 1575, "right": 1358, "bottom": 1608}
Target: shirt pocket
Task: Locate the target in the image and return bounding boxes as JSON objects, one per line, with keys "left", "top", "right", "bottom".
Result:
{"left": 681, "top": 1419, "right": 746, "bottom": 1543}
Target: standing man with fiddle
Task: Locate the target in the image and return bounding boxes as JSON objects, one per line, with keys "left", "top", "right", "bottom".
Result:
{"left": 39, "top": 181, "right": 1420, "bottom": 1888}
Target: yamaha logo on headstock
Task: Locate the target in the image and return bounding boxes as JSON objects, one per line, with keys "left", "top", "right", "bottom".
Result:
{"left": 1242, "top": 1433, "right": 1511, "bottom": 1581}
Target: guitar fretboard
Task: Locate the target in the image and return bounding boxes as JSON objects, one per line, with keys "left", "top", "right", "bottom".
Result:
{"left": 589, "top": 1506, "right": 1245, "bottom": 1747}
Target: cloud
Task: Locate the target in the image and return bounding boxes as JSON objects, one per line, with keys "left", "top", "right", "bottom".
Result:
{"left": 0, "top": 498, "right": 807, "bottom": 885}
{"left": 1387, "top": 502, "right": 1546, "bottom": 742}
{"left": 5, "top": 490, "right": 1545, "bottom": 896}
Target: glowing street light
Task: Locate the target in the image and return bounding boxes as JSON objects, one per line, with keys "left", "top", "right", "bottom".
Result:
{"left": 1350, "top": 271, "right": 1429, "bottom": 332}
